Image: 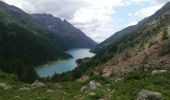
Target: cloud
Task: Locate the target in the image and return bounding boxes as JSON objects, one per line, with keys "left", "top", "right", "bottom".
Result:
{"left": 125, "top": 21, "right": 138, "bottom": 27}
{"left": 1, "top": 0, "right": 169, "bottom": 42}
{"left": 1, "top": 0, "right": 123, "bottom": 42}
{"left": 2, "top": 0, "right": 88, "bottom": 19}
{"left": 134, "top": 5, "right": 163, "bottom": 18}
{"left": 151, "top": 0, "right": 170, "bottom": 4}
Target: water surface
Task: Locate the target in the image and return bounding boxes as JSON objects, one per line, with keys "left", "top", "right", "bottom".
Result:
{"left": 35, "top": 48, "right": 95, "bottom": 77}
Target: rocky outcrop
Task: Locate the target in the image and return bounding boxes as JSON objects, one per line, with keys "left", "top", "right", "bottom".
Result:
{"left": 137, "top": 90, "right": 162, "bottom": 100}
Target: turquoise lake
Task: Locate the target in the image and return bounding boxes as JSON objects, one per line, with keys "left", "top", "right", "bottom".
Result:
{"left": 35, "top": 48, "right": 95, "bottom": 77}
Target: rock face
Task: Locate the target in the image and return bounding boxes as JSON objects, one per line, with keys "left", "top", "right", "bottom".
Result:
{"left": 31, "top": 80, "right": 45, "bottom": 88}
{"left": 137, "top": 90, "right": 162, "bottom": 100}
{"left": 151, "top": 70, "right": 167, "bottom": 74}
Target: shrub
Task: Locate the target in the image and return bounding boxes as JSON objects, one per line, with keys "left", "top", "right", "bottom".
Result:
{"left": 161, "top": 27, "right": 168, "bottom": 40}
{"left": 125, "top": 71, "right": 149, "bottom": 80}
{"left": 159, "top": 43, "right": 170, "bottom": 56}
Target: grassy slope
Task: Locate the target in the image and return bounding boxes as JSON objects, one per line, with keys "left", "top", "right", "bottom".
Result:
{"left": 1, "top": 65, "right": 170, "bottom": 100}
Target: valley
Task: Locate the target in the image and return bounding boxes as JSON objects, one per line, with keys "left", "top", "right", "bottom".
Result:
{"left": 0, "top": 1, "right": 170, "bottom": 100}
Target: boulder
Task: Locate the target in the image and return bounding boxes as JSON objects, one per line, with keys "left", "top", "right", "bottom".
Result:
{"left": 137, "top": 90, "right": 162, "bottom": 100}
{"left": 80, "top": 85, "right": 88, "bottom": 92}
{"left": 19, "top": 87, "right": 30, "bottom": 91}
{"left": 0, "top": 83, "right": 11, "bottom": 90}
{"left": 31, "top": 80, "right": 45, "bottom": 88}
{"left": 46, "top": 89, "right": 54, "bottom": 93}
{"left": 151, "top": 70, "right": 166, "bottom": 74}
{"left": 88, "top": 92, "right": 96, "bottom": 96}
{"left": 54, "top": 83, "right": 62, "bottom": 89}
{"left": 89, "top": 80, "right": 101, "bottom": 90}
{"left": 114, "top": 78, "right": 122, "bottom": 83}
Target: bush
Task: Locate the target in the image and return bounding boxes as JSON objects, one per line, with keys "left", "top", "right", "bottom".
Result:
{"left": 159, "top": 43, "right": 170, "bottom": 56}
{"left": 125, "top": 71, "right": 149, "bottom": 80}
{"left": 161, "top": 27, "right": 168, "bottom": 40}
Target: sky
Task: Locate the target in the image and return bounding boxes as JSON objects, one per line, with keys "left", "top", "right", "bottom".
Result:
{"left": 1, "top": 0, "right": 169, "bottom": 42}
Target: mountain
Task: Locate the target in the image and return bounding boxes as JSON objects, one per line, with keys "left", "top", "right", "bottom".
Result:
{"left": 0, "top": 1, "right": 170, "bottom": 100}
{"left": 84, "top": 2, "right": 170, "bottom": 76}
{"left": 53, "top": 2, "right": 170, "bottom": 82}
{"left": 32, "top": 14, "right": 97, "bottom": 50}
{"left": 92, "top": 2, "right": 170, "bottom": 54}
{"left": 0, "top": 1, "right": 97, "bottom": 82}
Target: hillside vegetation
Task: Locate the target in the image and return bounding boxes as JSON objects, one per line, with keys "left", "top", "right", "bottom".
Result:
{"left": 0, "top": 1, "right": 170, "bottom": 100}
{"left": 0, "top": 1, "right": 96, "bottom": 82}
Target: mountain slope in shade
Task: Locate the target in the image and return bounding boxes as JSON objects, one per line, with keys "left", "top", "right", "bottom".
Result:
{"left": 32, "top": 14, "right": 97, "bottom": 50}
{"left": 0, "top": 1, "right": 97, "bottom": 63}
{"left": 0, "top": 1, "right": 97, "bottom": 82}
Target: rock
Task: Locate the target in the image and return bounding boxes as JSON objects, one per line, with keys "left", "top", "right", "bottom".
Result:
{"left": 107, "top": 88, "right": 111, "bottom": 92}
{"left": 15, "top": 96, "right": 20, "bottom": 98}
{"left": 46, "top": 89, "right": 54, "bottom": 93}
{"left": 0, "top": 83, "right": 11, "bottom": 90}
{"left": 151, "top": 70, "right": 166, "bottom": 74}
{"left": 80, "top": 86, "right": 88, "bottom": 92}
{"left": 88, "top": 92, "right": 96, "bottom": 96}
{"left": 31, "top": 80, "right": 45, "bottom": 88}
{"left": 114, "top": 78, "right": 122, "bottom": 83}
{"left": 54, "top": 83, "right": 62, "bottom": 89}
{"left": 19, "top": 87, "right": 30, "bottom": 91}
{"left": 88, "top": 80, "right": 101, "bottom": 90}
{"left": 137, "top": 90, "right": 162, "bottom": 100}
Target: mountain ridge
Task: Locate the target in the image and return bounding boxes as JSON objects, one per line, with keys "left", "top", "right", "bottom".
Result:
{"left": 92, "top": 2, "right": 170, "bottom": 54}
{"left": 32, "top": 14, "right": 97, "bottom": 50}
{"left": 0, "top": 1, "right": 97, "bottom": 82}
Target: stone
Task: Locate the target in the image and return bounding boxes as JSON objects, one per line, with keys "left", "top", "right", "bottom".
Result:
{"left": 151, "top": 70, "right": 167, "bottom": 74}
{"left": 137, "top": 90, "right": 162, "bottom": 100}
{"left": 15, "top": 96, "right": 20, "bottom": 98}
{"left": 31, "top": 80, "right": 45, "bottom": 88}
{"left": 80, "top": 85, "right": 88, "bottom": 92}
{"left": 0, "top": 83, "right": 11, "bottom": 90}
{"left": 46, "top": 89, "right": 54, "bottom": 93}
{"left": 114, "top": 78, "right": 122, "bottom": 83}
{"left": 88, "top": 92, "right": 96, "bottom": 96}
{"left": 88, "top": 80, "right": 101, "bottom": 90}
{"left": 19, "top": 87, "right": 30, "bottom": 91}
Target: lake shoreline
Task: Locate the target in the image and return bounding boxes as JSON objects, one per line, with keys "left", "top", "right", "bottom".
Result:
{"left": 35, "top": 48, "right": 95, "bottom": 77}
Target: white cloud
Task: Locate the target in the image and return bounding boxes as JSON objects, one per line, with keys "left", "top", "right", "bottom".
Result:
{"left": 134, "top": 5, "right": 163, "bottom": 18}
{"left": 0, "top": 0, "right": 169, "bottom": 42}
{"left": 125, "top": 21, "right": 138, "bottom": 27}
